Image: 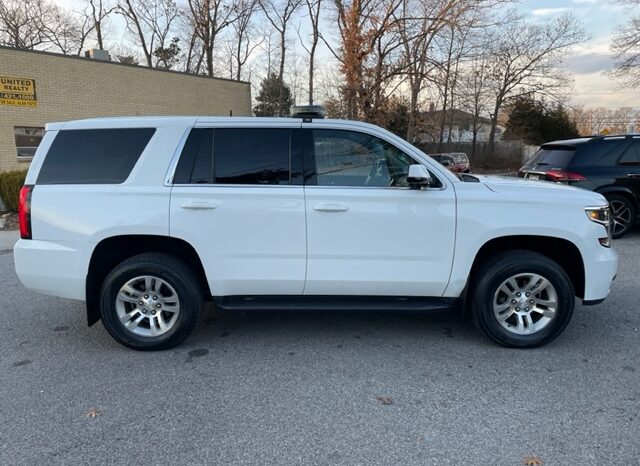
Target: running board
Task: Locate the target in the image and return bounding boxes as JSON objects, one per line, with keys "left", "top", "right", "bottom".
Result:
{"left": 213, "top": 295, "right": 457, "bottom": 312}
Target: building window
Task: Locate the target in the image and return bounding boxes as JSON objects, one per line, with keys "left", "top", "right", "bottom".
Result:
{"left": 15, "top": 126, "right": 44, "bottom": 159}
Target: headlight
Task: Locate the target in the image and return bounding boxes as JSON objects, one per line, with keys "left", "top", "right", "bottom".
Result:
{"left": 585, "top": 206, "right": 612, "bottom": 247}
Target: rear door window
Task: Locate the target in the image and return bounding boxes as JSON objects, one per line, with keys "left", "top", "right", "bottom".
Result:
{"left": 214, "top": 128, "right": 291, "bottom": 184}
{"left": 174, "top": 128, "right": 294, "bottom": 185}
{"left": 37, "top": 128, "right": 155, "bottom": 184}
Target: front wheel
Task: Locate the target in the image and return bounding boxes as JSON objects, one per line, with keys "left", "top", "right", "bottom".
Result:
{"left": 471, "top": 250, "right": 575, "bottom": 348}
{"left": 99, "top": 253, "right": 203, "bottom": 350}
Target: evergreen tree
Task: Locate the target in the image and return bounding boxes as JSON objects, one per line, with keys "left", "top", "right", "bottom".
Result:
{"left": 504, "top": 96, "right": 579, "bottom": 145}
{"left": 154, "top": 37, "right": 181, "bottom": 70}
{"left": 253, "top": 73, "right": 294, "bottom": 117}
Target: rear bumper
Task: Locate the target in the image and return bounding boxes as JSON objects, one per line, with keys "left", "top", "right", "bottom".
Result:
{"left": 14, "top": 239, "right": 88, "bottom": 301}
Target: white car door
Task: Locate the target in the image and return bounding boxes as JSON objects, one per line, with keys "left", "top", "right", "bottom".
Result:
{"left": 169, "top": 123, "right": 307, "bottom": 296}
{"left": 302, "top": 124, "right": 456, "bottom": 296}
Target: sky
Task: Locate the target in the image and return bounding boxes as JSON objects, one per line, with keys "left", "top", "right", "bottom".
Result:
{"left": 520, "top": 0, "right": 640, "bottom": 108}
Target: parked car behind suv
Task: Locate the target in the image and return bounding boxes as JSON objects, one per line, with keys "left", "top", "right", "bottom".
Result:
{"left": 519, "top": 135, "right": 640, "bottom": 238}
{"left": 15, "top": 114, "right": 617, "bottom": 350}
{"left": 430, "top": 152, "right": 471, "bottom": 173}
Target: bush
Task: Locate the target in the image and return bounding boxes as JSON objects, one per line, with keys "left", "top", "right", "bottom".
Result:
{"left": 0, "top": 170, "right": 28, "bottom": 213}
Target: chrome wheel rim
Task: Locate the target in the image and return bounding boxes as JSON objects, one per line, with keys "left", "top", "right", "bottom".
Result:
{"left": 115, "top": 275, "right": 180, "bottom": 337}
{"left": 610, "top": 200, "right": 632, "bottom": 236}
{"left": 493, "top": 273, "right": 558, "bottom": 335}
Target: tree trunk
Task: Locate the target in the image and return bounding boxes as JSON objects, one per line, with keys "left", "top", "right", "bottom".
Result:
{"left": 308, "top": 39, "right": 317, "bottom": 105}
{"left": 278, "top": 30, "right": 286, "bottom": 115}
{"left": 96, "top": 23, "right": 104, "bottom": 49}
{"left": 406, "top": 85, "right": 419, "bottom": 142}
{"left": 489, "top": 102, "right": 500, "bottom": 144}
{"left": 206, "top": 44, "right": 214, "bottom": 77}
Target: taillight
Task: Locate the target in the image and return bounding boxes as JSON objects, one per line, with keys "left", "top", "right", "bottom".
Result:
{"left": 544, "top": 170, "right": 586, "bottom": 182}
{"left": 18, "top": 185, "right": 33, "bottom": 240}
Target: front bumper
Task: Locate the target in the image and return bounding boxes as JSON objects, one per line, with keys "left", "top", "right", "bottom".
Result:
{"left": 582, "top": 242, "right": 618, "bottom": 302}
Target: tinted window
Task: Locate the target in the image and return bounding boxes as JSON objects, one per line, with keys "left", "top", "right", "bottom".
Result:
{"left": 573, "top": 140, "right": 629, "bottom": 167}
{"left": 37, "top": 128, "right": 155, "bottom": 184}
{"left": 174, "top": 128, "right": 213, "bottom": 184}
{"left": 524, "top": 148, "right": 575, "bottom": 169}
{"left": 214, "top": 128, "right": 290, "bottom": 184}
{"left": 311, "top": 130, "right": 417, "bottom": 187}
{"left": 619, "top": 143, "right": 640, "bottom": 166}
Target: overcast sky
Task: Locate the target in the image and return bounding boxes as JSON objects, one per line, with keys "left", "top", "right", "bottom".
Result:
{"left": 521, "top": 0, "right": 639, "bottom": 108}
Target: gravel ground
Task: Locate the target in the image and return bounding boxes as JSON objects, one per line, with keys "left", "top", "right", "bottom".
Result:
{"left": 0, "top": 231, "right": 638, "bottom": 465}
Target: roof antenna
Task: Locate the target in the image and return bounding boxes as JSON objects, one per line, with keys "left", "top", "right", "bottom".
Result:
{"left": 229, "top": 110, "right": 233, "bottom": 117}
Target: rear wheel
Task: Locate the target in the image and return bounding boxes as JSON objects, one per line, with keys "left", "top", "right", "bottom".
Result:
{"left": 99, "top": 253, "right": 203, "bottom": 350}
{"left": 471, "top": 250, "right": 575, "bottom": 348}
{"left": 606, "top": 194, "right": 635, "bottom": 239}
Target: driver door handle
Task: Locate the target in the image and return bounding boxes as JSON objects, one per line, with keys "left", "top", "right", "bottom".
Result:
{"left": 627, "top": 173, "right": 640, "bottom": 178}
{"left": 181, "top": 201, "right": 217, "bottom": 210}
{"left": 313, "top": 204, "right": 349, "bottom": 212}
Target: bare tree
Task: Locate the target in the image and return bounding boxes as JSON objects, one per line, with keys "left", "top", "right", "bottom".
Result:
{"left": 458, "top": 54, "right": 491, "bottom": 154}
{"left": 398, "top": 0, "right": 477, "bottom": 142}
{"left": 0, "top": 0, "right": 94, "bottom": 54}
{"left": 430, "top": 23, "right": 471, "bottom": 146}
{"left": 611, "top": 0, "right": 640, "bottom": 87}
{"left": 118, "top": 0, "right": 181, "bottom": 67}
{"left": 41, "top": 5, "right": 94, "bottom": 55}
{"left": 186, "top": 0, "right": 237, "bottom": 77}
{"left": 180, "top": 10, "right": 205, "bottom": 74}
{"left": 327, "top": 0, "right": 405, "bottom": 120}
{"left": 0, "top": 0, "right": 50, "bottom": 49}
{"left": 484, "top": 11, "right": 587, "bottom": 142}
{"left": 227, "top": 0, "right": 261, "bottom": 80}
{"left": 260, "top": 0, "right": 302, "bottom": 115}
{"left": 570, "top": 107, "right": 638, "bottom": 134}
{"left": 296, "top": 0, "right": 322, "bottom": 104}
{"left": 84, "top": 0, "right": 116, "bottom": 50}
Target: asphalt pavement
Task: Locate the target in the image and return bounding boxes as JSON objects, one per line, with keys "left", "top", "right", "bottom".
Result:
{"left": 1, "top": 231, "right": 638, "bottom": 465}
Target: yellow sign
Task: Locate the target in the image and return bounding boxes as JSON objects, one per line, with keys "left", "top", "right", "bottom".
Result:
{"left": 0, "top": 76, "right": 37, "bottom": 107}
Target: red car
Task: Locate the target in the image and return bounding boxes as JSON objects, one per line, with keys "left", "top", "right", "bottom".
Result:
{"left": 430, "top": 153, "right": 471, "bottom": 173}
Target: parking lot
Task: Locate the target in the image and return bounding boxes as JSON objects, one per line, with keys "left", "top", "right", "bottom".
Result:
{"left": 0, "top": 232, "right": 638, "bottom": 465}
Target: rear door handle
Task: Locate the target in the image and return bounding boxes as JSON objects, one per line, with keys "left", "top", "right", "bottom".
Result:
{"left": 313, "top": 204, "right": 349, "bottom": 212}
{"left": 180, "top": 201, "right": 217, "bottom": 210}
{"left": 627, "top": 173, "right": 640, "bottom": 178}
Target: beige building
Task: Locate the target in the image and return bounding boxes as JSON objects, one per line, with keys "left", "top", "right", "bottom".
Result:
{"left": 0, "top": 46, "right": 252, "bottom": 172}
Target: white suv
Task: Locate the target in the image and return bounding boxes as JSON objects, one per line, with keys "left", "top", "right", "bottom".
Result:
{"left": 14, "top": 113, "right": 618, "bottom": 350}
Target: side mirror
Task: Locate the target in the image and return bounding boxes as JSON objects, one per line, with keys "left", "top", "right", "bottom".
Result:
{"left": 407, "top": 164, "right": 432, "bottom": 189}
{"left": 441, "top": 159, "right": 452, "bottom": 167}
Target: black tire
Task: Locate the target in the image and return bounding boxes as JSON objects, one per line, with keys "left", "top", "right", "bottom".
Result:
{"left": 470, "top": 250, "right": 575, "bottom": 348}
{"left": 606, "top": 193, "right": 636, "bottom": 239}
{"left": 99, "top": 253, "right": 203, "bottom": 351}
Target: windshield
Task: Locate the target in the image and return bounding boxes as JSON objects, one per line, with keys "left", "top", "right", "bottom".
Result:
{"left": 450, "top": 153, "right": 469, "bottom": 164}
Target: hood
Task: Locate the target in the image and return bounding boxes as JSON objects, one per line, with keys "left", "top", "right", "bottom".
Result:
{"left": 472, "top": 175, "right": 608, "bottom": 206}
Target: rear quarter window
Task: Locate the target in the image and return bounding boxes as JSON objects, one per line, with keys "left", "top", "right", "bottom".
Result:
{"left": 37, "top": 128, "right": 155, "bottom": 184}
{"left": 524, "top": 148, "right": 575, "bottom": 169}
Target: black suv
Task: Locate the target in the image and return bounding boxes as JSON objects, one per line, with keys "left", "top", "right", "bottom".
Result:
{"left": 519, "top": 135, "right": 640, "bottom": 238}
